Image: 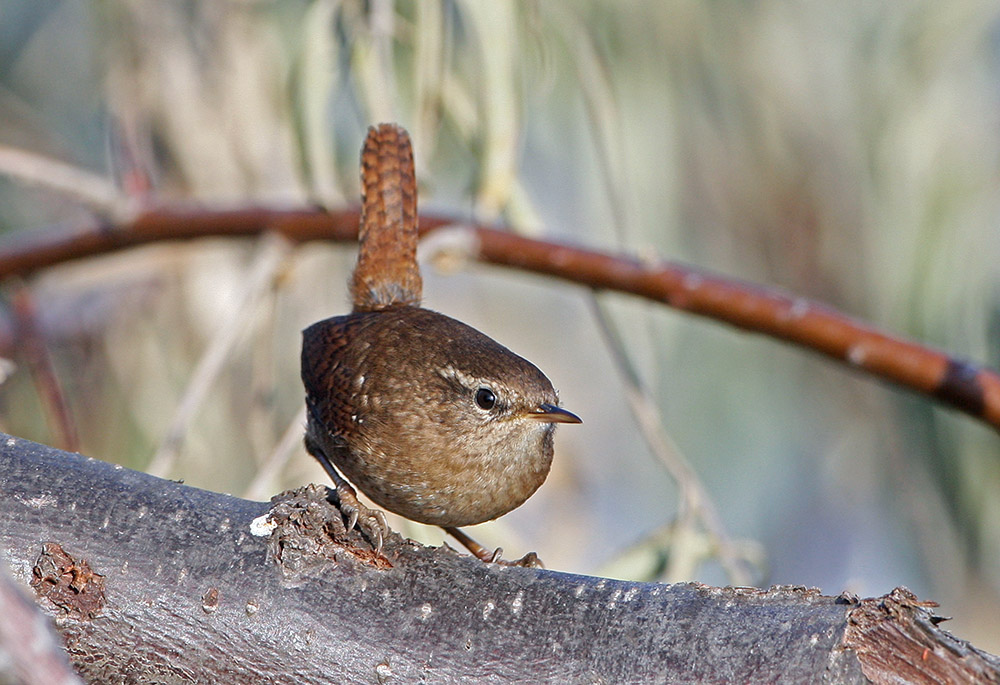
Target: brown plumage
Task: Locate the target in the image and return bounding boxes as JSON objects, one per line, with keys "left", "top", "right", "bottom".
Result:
{"left": 301, "top": 123, "right": 579, "bottom": 555}
{"left": 351, "top": 124, "right": 421, "bottom": 311}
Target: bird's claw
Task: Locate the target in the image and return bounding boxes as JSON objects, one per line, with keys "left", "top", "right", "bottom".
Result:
{"left": 443, "top": 527, "right": 544, "bottom": 567}
{"left": 335, "top": 482, "right": 388, "bottom": 554}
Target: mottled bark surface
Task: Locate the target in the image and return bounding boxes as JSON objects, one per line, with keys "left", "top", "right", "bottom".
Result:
{"left": 0, "top": 434, "right": 996, "bottom": 683}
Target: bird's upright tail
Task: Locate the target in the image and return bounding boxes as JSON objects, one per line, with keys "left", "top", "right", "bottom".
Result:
{"left": 350, "top": 123, "right": 423, "bottom": 312}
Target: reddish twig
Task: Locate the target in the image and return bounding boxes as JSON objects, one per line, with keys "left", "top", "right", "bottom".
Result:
{"left": 471, "top": 229, "right": 1000, "bottom": 431}
{"left": 0, "top": 205, "right": 997, "bottom": 432}
{"left": 9, "top": 287, "right": 79, "bottom": 451}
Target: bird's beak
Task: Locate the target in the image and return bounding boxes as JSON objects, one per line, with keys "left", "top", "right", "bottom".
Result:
{"left": 528, "top": 403, "right": 582, "bottom": 424}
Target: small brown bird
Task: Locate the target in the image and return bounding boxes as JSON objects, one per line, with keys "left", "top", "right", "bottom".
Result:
{"left": 301, "top": 124, "right": 580, "bottom": 560}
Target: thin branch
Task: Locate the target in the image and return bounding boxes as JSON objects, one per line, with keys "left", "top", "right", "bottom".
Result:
{"left": 589, "top": 296, "right": 756, "bottom": 585}
{"left": 0, "top": 146, "right": 124, "bottom": 214}
{"left": 0, "top": 205, "right": 998, "bottom": 433}
{"left": 146, "top": 233, "right": 293, "bottom": 478}
{"left": 9, "top": 286, "right": 78, "bottom": 451}
{"left": 105, "top": 117, "right": 156, "bottom": 200}
{"left": 242, "top": 405, "right": 307, "bottom": 501}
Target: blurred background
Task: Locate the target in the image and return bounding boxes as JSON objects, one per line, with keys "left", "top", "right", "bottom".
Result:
{"left": 1, "top": 0, "right": 999, "bottom": 651}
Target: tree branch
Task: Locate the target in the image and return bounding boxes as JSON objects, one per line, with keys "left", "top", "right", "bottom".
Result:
{"left": 0, "top": 555, "right": 81, "bottom": 685}
{"left": 2, "top": 434, "right": 998, "bottom": 682}
{"left": 1, "top": 205, "right": 998, "bottom": 433}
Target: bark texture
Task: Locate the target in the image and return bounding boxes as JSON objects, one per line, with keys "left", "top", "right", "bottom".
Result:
{"left": 1, "top": 434, "right": 997, "bottom": 683}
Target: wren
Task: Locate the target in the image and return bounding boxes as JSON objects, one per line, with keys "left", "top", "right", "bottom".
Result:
{"left": 300, "top": 123, "right": 580, "bottom": 561}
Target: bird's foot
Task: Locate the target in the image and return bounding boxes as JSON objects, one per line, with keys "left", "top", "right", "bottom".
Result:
{"left": 333, "top": 482, "right": 388, "bottom": 555}
{"left": 443, "top": 527, "right": 544, "bottom": 567}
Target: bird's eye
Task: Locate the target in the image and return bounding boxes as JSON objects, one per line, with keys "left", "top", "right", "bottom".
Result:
{"left": 475, "top": 386, "right": 497, "bottom": 410}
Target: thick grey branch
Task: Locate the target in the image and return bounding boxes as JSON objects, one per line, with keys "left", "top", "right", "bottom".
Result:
{"left": 0, "top": 434, "right": 996, "bottom": 683}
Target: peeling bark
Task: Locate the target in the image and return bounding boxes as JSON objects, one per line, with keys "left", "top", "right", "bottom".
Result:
{"left": 0, "top": 434, "right": 997, "bottom": 683}
{"left": 844, "top": 587, "right": 1000, "bottom": 684}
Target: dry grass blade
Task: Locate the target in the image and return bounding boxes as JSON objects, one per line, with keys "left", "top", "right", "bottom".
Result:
{"left": 351, "top": 0, "right": 398, "bottom": 124}
{"left": 146, "top": 233, "right": 293, "bottom": 478}
{"left": 0, "top": 147, "right": 125, "bottom": 215}
{"left": 243, "top": 405, "right": 308, "bottom": 501}
{"left": 295, "top": 0, "right": 344, "bottom": 206}
{"left": 590, "top": 296, "right": 756, "bottom": 585}
{"left": 458, "top": 1, "right": 522, "bottom": 220}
